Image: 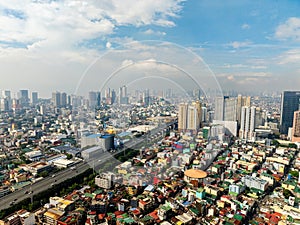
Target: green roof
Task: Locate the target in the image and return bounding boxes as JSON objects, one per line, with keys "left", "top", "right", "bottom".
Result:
{"left": 190, "top": 207, "right": 200, "bottom": 215}
{"left": 233, "top": 214, "right": 243, "bottom": 221}
{"left": 249, "top": 220, "right": 259, "bottom": 225}
{"left": 229, "top": 192, "right": 239, "bottom": 197}
{"left": 141, "top": 215, "right": 152, "bottom": 222}
{"left": 84, "top": 193, "right": 94, "bottom": 198}
{"left": 93, "top": 189, "right": 103, "bottom": 194}
{"left": 123, "top": 217, "right": 135, "bottom": 223}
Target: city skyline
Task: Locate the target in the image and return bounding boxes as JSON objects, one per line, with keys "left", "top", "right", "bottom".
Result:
{"left": 1, "top": 1, "right": 300, "bottom": 97}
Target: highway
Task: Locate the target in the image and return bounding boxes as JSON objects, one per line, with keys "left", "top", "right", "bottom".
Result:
{"left": 0, "top": 122, "right": 174, "bottom": 211}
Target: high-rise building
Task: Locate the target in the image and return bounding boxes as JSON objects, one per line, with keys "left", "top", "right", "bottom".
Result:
{"left": 0, "top": 98, "right": 9, "bottom": 111}
{"left": 280, "top": 91, "right": 300, "bottom": 134}
{"left": 61, "top": 92, "right": 67, "bottom": 107}
{"left": 31, "top": 92, "right": 38, "bottom": 105}
{"left": 2, "top": 90, "right": 11, "bottom": 99}
{"left": 52, "top": 92, "right": 61, "bottom": 107}
{"left": 111, "top": 89, "right": 116, "bottom": 104}
{"left": 178, "top": 101, "right": 201, "bottom": 133}
{"left": 143, "top": 89, "right": 150, "bottom": 106}
{"left": 52, "top": 92, "right": 67, "bottom": 108}
{"left": 292, "top": 111, "right": 300, "bottom": 142}
{"left": 119, "top": 85, "right": 128, "bottom": 105}
{"left": 178, "top": 103, "right": 188, "bottom": 132}
{"left": 214, "top": 96, "right": 237, "bottom": 121}
{"left": 236, "top": 95, "right": 251, "bottom": 125}
{"left": 239, "top": 106, "right": 256, "bottom": 141}
{"left": 201, "top": 106, "right": 207, "bottom": 123}
{"left": 88, "top": 91, "right": 99, "bottom": 108}
{"left": 19, "top": 89, "right": 29, "bottom": 107}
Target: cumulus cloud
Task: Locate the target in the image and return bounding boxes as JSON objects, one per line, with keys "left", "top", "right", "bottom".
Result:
{"left": 0, "top": 0, "right": 184, "bottom": 52}
{"left": 0, "top": 0, "right": 184, "bottom": 96}
{"left": 275, "top": 17, "right": 300, "bottom": 41}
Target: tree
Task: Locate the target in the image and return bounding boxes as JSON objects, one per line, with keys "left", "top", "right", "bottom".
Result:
{"left": 289, "top": 170, "right": 299, "bottom": 178}
{"left": 66, "top": 154, "right": 73, "bottom": 160}
{"left": 283, "top": 189, "right": 294, "bottom": 199}
{"left": 38, "top": 171, "right": 49, "bottom": 178}
{"left": 289, "top": 143, "right": 298, "bottom": 149}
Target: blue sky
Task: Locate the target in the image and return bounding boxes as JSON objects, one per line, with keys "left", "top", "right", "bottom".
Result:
{"left": 0, "top": 0, "right": 300, "bottom": 97}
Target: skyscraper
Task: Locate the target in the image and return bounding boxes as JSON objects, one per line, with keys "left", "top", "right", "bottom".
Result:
{"left": 239, "top": 106, "right": 256, "bottom": 141}
{"left": 178, "top": 101, "right": 201, "bottom": 133}
{"left": 2, "top": 90, "right": 11, "bottom": 99}
{"left": 19, "top": 89, "right": 29, "bottom": 107}
{"left": 214, "top": 96, "right": 237, "bottom": 121}
{"left": 119, "top": 85, "right": 128, "bottom": 105}
{"left": 0, "top": 98, "right": 9, "bottom": 111}
{"left": 52, "top": 92, "right": 61, "bottom": 107}
{"left": 178, "top": 103, "right": 188, "bottom": 132}
{"left": 88, "top": 91, "right": 98, "bottom": 108}
{"left": 236, "top": 95, "right": 251, "bottom": 125}
{"left": 143, "top": 89, "right": 150, "bottom": 106}
{"left": 280, "top": 91, "right": 300, "bottom": 134}
{"left": 61, "top": 92, "right": 67, "bottom": 107}
{"left": 111, "top": 89, "right": 116, "bottom": 104}
{"left": 292, "top": 111, "right": 300, "bottom": 142}
{"left": 31, "top": 92, "right": 38, "bottom": 105}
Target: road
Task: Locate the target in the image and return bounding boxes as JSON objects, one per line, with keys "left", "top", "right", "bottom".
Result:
{"left": 0, "top": 122, "right": 175, "bottom": 211}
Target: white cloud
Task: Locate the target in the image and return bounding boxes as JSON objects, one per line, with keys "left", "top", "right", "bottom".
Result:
{"left": 106, "top": 42, "right": 112, "bottom": 49}
{"left": 277, "top": 49, "right": 300, "bottom": 64}
{"left": 275, "top": 17, "right": 300, "bottom": 41}
{"left": 143, "top": 29, "right": 166, "bottom": 36}
{"left": 121, "top": 59, "right": 134, "bottom": 67}
{"left": 227, "top": 75, "right": 234, "bottom": 81}
{"left": 222, "top": 63, "right": 247, "bottom": 69}
{"left": 241, "top": 23, "right": 250, "bottom": 29}
{"left": 228, "top": 41, "right": 252, "bottom": 49}
{"left": 0, "top": 0, "right": 183, "bottom": 52}
{"left": 0, "top": 0, "right": 184, "bottom": 96}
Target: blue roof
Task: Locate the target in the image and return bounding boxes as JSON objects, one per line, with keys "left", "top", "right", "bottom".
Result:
{"left": 101, "top": 134, "right": 113, "bottom": 138}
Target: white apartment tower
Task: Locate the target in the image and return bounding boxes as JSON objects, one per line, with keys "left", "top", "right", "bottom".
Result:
{"left": 178, "top": 101, "right": 201, "bottom": 133}
{"left": 239, "top": 106, "right": 256, "bottom": 141}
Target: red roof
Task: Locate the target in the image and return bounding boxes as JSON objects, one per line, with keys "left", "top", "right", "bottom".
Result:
{"left": 148, "top": 210, "right": 159, "bottom": 220}
{"left": 132, "top": 209, "right": 141, "bottom": 215}
{"left": 85, "top": 218, "right": 91, "bottom": 225}
{"left": 114, "top": 211, "right": 125, "bottom": 216}
{"left": 98, "top": 214, "right": 105, "bottom": 220}
{"left": 269, "top": 215, "right": 280, "bottom": 224}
